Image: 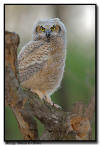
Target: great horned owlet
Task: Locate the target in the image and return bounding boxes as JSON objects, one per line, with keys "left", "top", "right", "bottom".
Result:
{"left": 18, "top": 18, "right": 67, "bottom": 107}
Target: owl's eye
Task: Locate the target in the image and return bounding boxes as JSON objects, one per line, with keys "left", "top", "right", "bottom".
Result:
{"left": 50, "top": 25, "right": 61, "bottom": 32}
{"left": 36, "top": 26, "right": 45, "bottom": 33}
{"left": 50, "top": 25, "right": 56, "bottom": 31}
{"left": 40, "top": 26, "right": 45, "bottom": 32}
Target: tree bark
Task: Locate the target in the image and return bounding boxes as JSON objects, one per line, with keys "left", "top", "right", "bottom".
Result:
{"left": 5, "top": 31, "right": 95, "bottom": 140}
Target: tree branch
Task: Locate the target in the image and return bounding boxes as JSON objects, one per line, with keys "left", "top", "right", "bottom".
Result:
{"left": 5, "top": 31, "right": 95, "bottom": 140}
{"left": 5, "top": 31, "right": 38, "bottom": 140}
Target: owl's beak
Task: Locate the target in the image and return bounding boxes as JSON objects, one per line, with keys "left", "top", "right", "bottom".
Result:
{"left": 46, "top": 29, "right": 51, "bottom": 39}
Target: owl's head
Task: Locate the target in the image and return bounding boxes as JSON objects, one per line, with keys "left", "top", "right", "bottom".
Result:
{"left": 32, "top": 18, "right": 66, "bottom": 42}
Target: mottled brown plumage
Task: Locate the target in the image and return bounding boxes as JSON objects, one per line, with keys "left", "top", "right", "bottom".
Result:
{"left": 18, "top": 18, "right": 67, "bottom": 107}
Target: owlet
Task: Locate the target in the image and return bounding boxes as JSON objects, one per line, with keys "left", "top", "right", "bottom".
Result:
{"left": 18, "top": 18, "right": 67, "bottom": 107}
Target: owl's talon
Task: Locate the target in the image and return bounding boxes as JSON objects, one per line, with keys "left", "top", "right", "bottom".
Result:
{"left": 53, "top": 103, "right": 62, "bottom": 109}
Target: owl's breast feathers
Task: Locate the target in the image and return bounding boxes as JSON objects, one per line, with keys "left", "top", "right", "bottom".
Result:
{"left": 18, "top": 37, "right": 65, "bottom": 93}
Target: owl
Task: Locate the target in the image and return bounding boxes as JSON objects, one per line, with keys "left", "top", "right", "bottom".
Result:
{"left": 18, "top": 18, "right": 67, "bottom": 107}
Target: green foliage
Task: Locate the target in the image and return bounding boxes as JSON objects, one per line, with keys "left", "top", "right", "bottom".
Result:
{"left": 34, "top": 117, "right": 44, "bottom": 137}
{"left": 5, "top": 106, "right": 23, "bottom": 140}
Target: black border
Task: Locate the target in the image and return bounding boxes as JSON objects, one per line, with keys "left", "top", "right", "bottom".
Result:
{"left": 4, "top": 4, "right": 97, "bottom": 144}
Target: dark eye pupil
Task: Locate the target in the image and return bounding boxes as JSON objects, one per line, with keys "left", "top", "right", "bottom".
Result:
{"left": 40, "top": 26, "right": 45, "bottom": 31}
{"left": 51, "top": 25, "right": 55, "bottom": 31}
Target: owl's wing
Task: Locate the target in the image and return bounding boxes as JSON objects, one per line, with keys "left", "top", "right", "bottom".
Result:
{"left": 18, "top": 40, "right": 49, "bottom": 83}
{"left": 18, "top": 41, "right": 45, "bottom": 62}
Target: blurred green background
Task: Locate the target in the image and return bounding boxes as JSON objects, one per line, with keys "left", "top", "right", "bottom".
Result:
{"left": 5, "top": 5, "right": 95, "bottom": 140}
